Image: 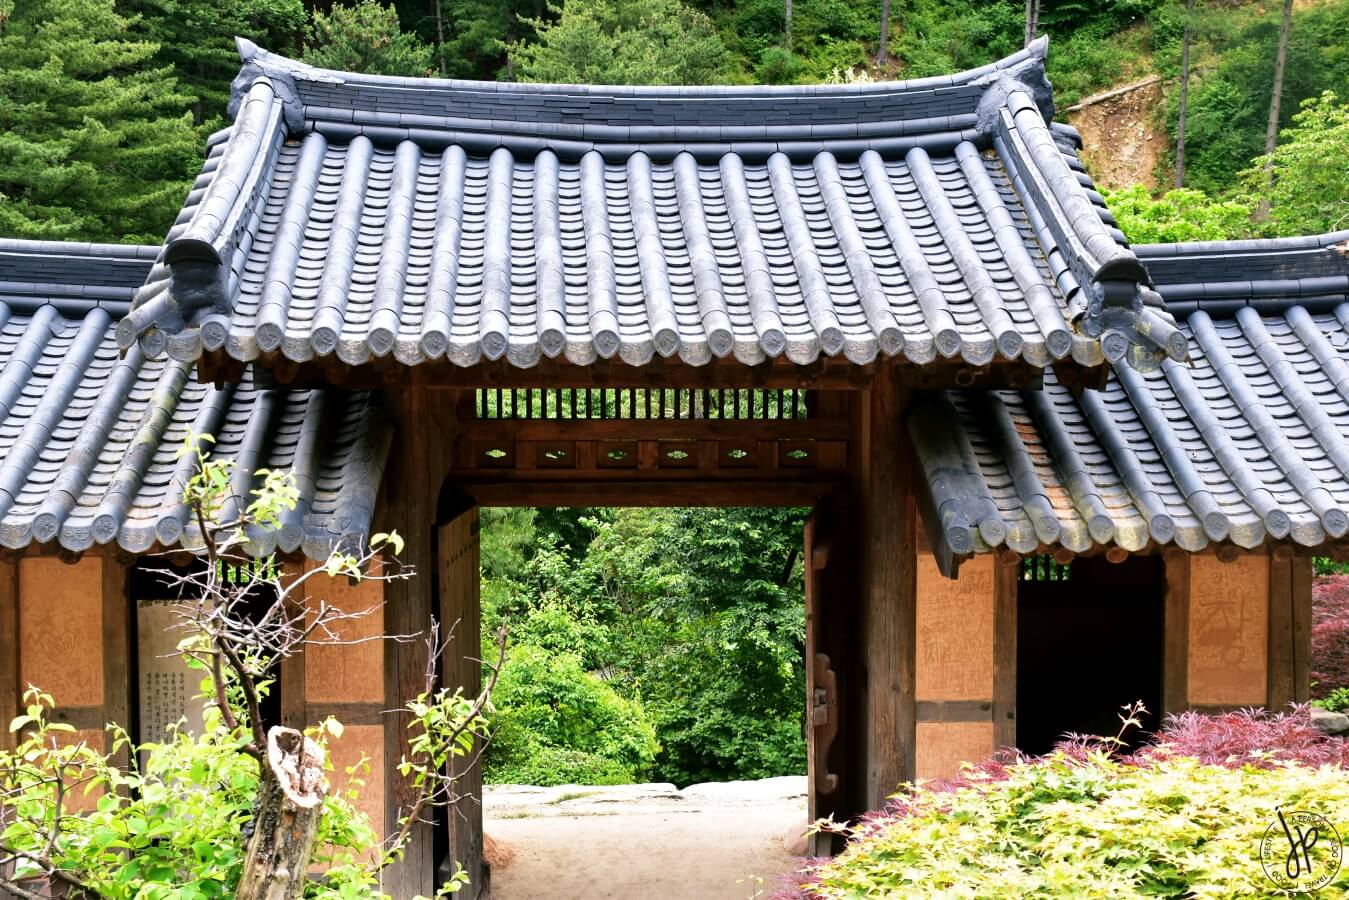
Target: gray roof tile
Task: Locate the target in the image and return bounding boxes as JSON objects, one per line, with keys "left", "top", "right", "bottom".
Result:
{"left": 0, "top": 240, "right": 389, "bottom": 560}
{"left": 123, "top": 40, "right": 1183, "bottom": 372}
{"left": 914, "top": 233, "right": 1349, "bottom": 557}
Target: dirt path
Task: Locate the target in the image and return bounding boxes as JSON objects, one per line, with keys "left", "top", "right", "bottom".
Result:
{"left": 483, "top": 777, "right": 809, "bottom": 900}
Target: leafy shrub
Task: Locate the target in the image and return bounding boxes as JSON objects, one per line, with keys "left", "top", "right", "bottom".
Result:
{"left": 1312, "top": 575, "right": 1349, "bottom": 700}
{"left": 778, "top": 708, "right": 1349, "bottom": 899}
{"left": 484, "top": 643, "right": 659, "bottom": 786}
{"left": 1103, "top": 184, "right": 1254, "bottom": 243}
{"left": 1313, "top": 687, "right": 1349, "bottom": 714}
{"left": 1241, "top": 91, "right": 1349, "bottom": 236}
{"left": 1, "top": 691, "right": 381, "bottom": 898}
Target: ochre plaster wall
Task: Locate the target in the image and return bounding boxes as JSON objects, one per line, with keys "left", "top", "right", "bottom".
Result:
{"left": 1188, "top": 554, "right": 1268, "bottom": 706}
{"left": 18, "top": 557, "right": 104, "bottom": 708}
{"left": 915, "top": 554, "right": 996, "bottom": 780}
{"left": 916, "top": 722, "right": 995, "bottom": 782}
{"left": 303, "top": 562, "right": 385, "bottom": 705}
{"left": 916, "top": 554, "right": 994, "bottom": 701}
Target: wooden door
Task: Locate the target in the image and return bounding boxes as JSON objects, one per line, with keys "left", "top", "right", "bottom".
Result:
{"left": 804, "top": 512, "right": 839, "bottom": 855}
{"left": 438, "top": 506, "right": 485, "bottom": 896}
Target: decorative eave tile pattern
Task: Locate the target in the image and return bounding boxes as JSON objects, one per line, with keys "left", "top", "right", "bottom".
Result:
{"left": 911, "top": 232, "right": 1349, "bottom": 562}
{"left": 121, "top": 39, "right": 1184, "bottom": 373}
{"left": 0, "top": 241, "right": 391, "bottom": 561}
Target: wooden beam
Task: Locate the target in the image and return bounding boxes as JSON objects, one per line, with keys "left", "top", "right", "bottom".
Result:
{"left": 915, "top": 700, "right": 994, "bottom": 722}
{"left": 377, "top": 389, "right": 456, "bottom": 897}
{"left": 458, "top": 480, "right": 840, "bottom": 508}
{"left": 279, "top": 562, "right": 306, "bottom": 731}
{"left": 0, "top": 560, "right": 16, "bottom": 752}
{"left": 438, "top": 507, "right": 484, "bottom": 894}
{"left": 1292, "top": 554, "right": 1313, "bottom": 705}
{"left": 201, "top": 349, "right": 1064, "bottom": 392}
{"left": 1267, "top": 552, "right": 1295, "bottom": 712}
{"left": 1161, "top": 548, "right": 1190, "bottom": 718}
{"left": 860, "top": 370, "right": 916, "bottom": 807}
{"left": 992, "top": 557, "right": 1018, "bottom": 751}
{"left": 458, "top": 418, "right": 851, "bottom": 442}
{"left": 101, "top": 557, "right": 132, "bottom": 771}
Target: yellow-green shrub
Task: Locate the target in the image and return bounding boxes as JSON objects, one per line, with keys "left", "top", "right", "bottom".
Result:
{"left": 791, "top": 751, "right": 1348, "bottom": 899}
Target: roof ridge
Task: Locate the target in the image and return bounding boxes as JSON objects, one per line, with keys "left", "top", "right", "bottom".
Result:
{"left": 226, "top": 37, "right": 1055, "bottom": 162}
{"left": 1137, "top": 231, "right": 1349, "bottom": 316}
{"left": 0, "top": 239, "right": 158, "bottom": 316}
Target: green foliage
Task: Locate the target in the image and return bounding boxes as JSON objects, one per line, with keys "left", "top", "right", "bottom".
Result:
{"left": 1, "top": 689, "right": 380, "bottom": 898}
{"left": 480, "top": 506, "right": 807, "bottom": 787}
{"left": 304, "top": 0, "right": 434, "bottom": 77}
{"left": 0, "top": 0, "right": 202, "bottom": 242}
{"left": 798, "top": 749, "right": 1349, "bottom": 898}
{"left": 509, "top": 0, "right": 738, "bottom": 84}
{"left": 1169, "top": 0, "right": 1349, "bottom": 195}
{"left": 1103, "top": 184, "right": 1255, "bottom": 243}
{"left": 1311, "top": 686, "right": 1349, "bottom": 713}
{"left": 1242, "top": 91, "right": 1349, "bottom": 235}
{"left": 120, "top": 0, "right": 305, "bottom": 124}
{"left": 485, "top": 643, "right": 659, "bottom": 785}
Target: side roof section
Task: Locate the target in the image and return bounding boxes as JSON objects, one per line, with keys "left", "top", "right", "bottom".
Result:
{"left": 911, "top": 232, "right": 1349, "bottom": 573}
{"left": 120, "top": 38, "right": 1184, "bottom": 374}
{"left": 0, "top": 239, "right": 390, "bottom": 561}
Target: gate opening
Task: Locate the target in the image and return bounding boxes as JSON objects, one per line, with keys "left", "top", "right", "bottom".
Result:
{"left": 1015, "top": 555, "right": 1165, "bottom": 755}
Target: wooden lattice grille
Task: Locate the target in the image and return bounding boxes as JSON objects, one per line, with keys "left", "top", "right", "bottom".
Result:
{"left": 473, "top": 388, "right": 809, "bottom": 420}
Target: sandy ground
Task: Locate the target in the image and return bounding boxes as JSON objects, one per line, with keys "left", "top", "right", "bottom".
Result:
{"left": 483, "top": 776, "right": 809, "bottom": 900}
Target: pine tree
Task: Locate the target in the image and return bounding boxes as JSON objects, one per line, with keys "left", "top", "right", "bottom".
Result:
{"left": 119, "top": 0, "right": 305, "bottom": 124}
{"left": 304, "top": 0, "right": 434, "bottom": 76}
{"left": 0, "top": 0, "right": 202, "bottom": 243}
{"left": 510, "top": 0, "right": 735, "bottom": 85}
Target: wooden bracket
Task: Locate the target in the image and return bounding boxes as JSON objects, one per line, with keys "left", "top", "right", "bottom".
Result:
{"left": 810, "top": 652, "right": 839, "bottom": 796}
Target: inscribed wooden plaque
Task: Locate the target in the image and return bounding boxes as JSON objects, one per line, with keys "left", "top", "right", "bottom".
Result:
{"left": 304, "top": 564, "right": 385, "bottom": 705}
{"left": 137, "top": 599, "right": 210, "bottom": 744}
{"left": 916, "top": 554, "right": 995, "bottom": 702}
{"left": 1188, "top": 554, "right": 1268, "bottom": 706}
{"left": 18, "top": 558, "right": 102, "bottom": 707}
{"left": 916, "top": 722, "right": 995, "bottom": 781}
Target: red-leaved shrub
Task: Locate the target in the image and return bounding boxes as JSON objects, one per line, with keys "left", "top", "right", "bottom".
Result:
{"left": 1140, "top": 706, "right": 1349, "bottom": 767}
{"left": 1312, "top": 574, "right": 1349, "bottom": 698}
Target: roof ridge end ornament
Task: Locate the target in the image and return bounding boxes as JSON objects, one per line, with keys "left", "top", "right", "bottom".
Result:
{"left": 974, "top": 35, "right": 1054, "bottom": 141}
{"left": 229, "top": 36, "right": 321, "bottom": 134}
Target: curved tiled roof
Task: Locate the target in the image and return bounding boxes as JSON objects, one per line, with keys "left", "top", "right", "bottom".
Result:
{"left": 0, "top": 240, "right": 389, "bottom": 560}
{"left": 121, "top": 39, "right": 1183, "bottom": 373}
{"left": 912, "top": 233, "right": 1349, "bottom": 562}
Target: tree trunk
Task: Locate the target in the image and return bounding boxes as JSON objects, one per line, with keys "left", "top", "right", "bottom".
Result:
{"left": 1256, "top": 0, "right": 1294, "bottom": 220}
{"left": 785, "top": 0, "right": 792, "bottom": 51}
{"left": 1264, "top": 0, "right": 1294, "bottom": 157}
{"left": 235, "top": 728, "right": 328, "bottom": 900}
{"left": 433, "top": 0, "right": 448, "bottom": 77}
{"left": 876, "top": 0, "right": 891, "bottom": 67}
{"left": 1024, "top": 0, "right": 1040, "bottom": 48}
{"left": 1175, "top": 0, "right": 1195, "bottom": 188}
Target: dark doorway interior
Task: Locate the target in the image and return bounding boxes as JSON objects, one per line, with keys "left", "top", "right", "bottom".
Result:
{"left": 1016, "top": 555, "right": 1164, "bottom": 756}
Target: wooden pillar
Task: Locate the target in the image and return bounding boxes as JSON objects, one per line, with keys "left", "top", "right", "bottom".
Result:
{"left": 101, "top": 556, "right": 132, "bottom": 770}
{"left": 1268, "top": 548, "right": 1296, "bottom": 712}
{"left": 1161, "top": 547, "right": 1190, "bottom": 718}
{"left": 858, "top": 369, "right": 916, "bottom": 807}
{"left": 992, "top": 555, "right": 1018, "bottom": 751}
{"left": 1292, "top": 553, "right": 1313, "bottom": 705}
{"left": 438, "top": 506, "right": 483, "bottom": 892}
{"left": 0, "top": 559, "right": 16, "bottom": 753}
{"left": 378, "top": 388, "right": 454, "bottom": 897}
